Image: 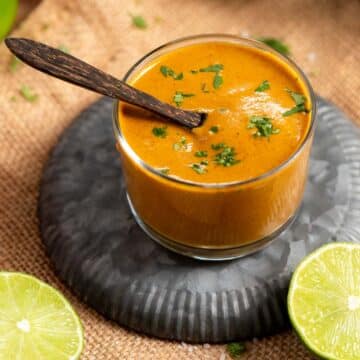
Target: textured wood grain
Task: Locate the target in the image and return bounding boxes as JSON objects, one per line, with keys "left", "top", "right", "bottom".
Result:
{"left": 5, "top": 37, "right": 204, "bottom": 128}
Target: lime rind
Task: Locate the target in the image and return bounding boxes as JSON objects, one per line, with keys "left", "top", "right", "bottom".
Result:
{"left": 288, "top": 243, "right": 360, "bottom": 360}
{"left": 0, "top": 272, "right": 84, "bottom": 360}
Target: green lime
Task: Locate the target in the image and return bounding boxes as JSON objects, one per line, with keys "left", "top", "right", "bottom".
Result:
{"left": 0, "top": 272, "right": 84, "bottom": 359}
{"left": 288, "top": 243, "right": 360, "bottom": 360}
{"left": 0, "top": 0, "right": 18, "bottom": 41}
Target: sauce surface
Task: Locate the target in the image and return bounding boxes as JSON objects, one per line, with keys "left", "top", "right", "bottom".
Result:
{"left": 119, "top": 42, "right": 311, "bottom": 183}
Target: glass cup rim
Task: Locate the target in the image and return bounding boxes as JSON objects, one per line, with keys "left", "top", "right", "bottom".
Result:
{"left": 112, "top": 33, "right": 317, "bottom": 189}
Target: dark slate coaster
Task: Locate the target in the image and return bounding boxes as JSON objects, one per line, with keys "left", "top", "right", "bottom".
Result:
{"left": 39, "top": 97, "right": 360, "bottom": 343}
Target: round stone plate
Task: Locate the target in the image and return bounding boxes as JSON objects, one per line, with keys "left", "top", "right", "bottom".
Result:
{"left": 39, "top": 97, "right": 360, "bottom": 343}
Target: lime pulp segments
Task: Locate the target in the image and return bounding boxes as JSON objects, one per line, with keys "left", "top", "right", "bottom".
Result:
{"left": 0, "top": 272, "right": 83, "bottom": 360}
{"left": 288, "top": 243, "right": 360, "bottom": 360}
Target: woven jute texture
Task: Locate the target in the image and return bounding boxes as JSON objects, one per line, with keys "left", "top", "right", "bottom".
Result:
{"left": 0, "top": 0, "right": 359, "bottom": 358}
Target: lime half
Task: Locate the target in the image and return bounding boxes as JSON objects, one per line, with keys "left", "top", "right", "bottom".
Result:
{"left": 0, "top": 0, "right": 18, "bottom": 41}
{"left": 0, "top": 272, "right": 83, "bottom": 359}
{"left": 288, "top": 243, "right": 360, "bottom": 360}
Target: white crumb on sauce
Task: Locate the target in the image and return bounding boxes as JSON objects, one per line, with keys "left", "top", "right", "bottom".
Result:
{"left": 227, "top": 86, "right": 248, "bottom": 95}
{"left": 240, "top": 92, "right": 287, "bottom": 122}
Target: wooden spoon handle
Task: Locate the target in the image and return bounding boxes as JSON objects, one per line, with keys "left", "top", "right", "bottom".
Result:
{"left": 5, "top": 38, "right": 203, "bottom": 128}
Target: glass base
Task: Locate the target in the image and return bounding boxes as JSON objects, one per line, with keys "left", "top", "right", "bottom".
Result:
{"left": 127, "top": 194, "right": 299, "bottom": 261}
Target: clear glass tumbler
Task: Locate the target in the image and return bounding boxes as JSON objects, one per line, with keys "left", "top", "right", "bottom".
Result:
{"left": 113, "top": 34, "right": 316, "bottom": 260}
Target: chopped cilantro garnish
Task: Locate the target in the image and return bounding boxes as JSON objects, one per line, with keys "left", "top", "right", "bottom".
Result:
{"left": 201, "top": 83, "right": 210, "bottom": 93}
{"left": 209, "top": 125, "right": 219, "bottom": 134}
{"left": 199, "top": 64, "right": 224, "bottom": 73}
{"left": 160, "top": 66, "right": 183, "bottom": 80}
{"left": 160, "top": 66, "right": 168, "bottom": 77}
{"left": 130, "top": 14, "right": 147, "bottom": 29}
{"left": 192, "top": 64, "right": 224, "bottom": 90}
{"left": 173, "top": 91, "right": 195, "bottom": 107}
{"left": 283, "top": 89, "right": 308, "bottom": 116}
{"left": 190, "top": 162, "right": 207, "bottom": 174}
{"left": 195, "top": 151, "right": 208, "bottom": 157}
{"left": 159, "top": 168, "right": 170, "bottom": 175}
{"left": 211, "top": 143, "right": 226, "bottom": 150}
{"left": 213, "top": 73, "right": 223, "bottom": 89}
{"left": 173, "top": 136, "right": 190, "bottom": 151}
{"left": 200, "top": 160, "right": 208, "bottom": 165}
{"left": 255, "top": 80, "right": 270, "bottom": 92}
{"left": 213, "top": 145, "right": 240, "bottom": 167}
{"left": 258, "top": 37, "right": 290, "bottom": 56}
{"left": 226, "top": 342, "right": 246, "bottom": 358}
{"left": 58, "top": 45, "right": 70, "bottom": 54}
{"left": 9, "top": 56, "right": 21, "bottom": 73}
{"left": 248, "top": 116, "right": 280, "bottom": 137}
{"left": 152, "top": 126, "right": 167, "bottom": 138}
{"left": 173, "top": 93, "right": 183, "bottom": 106}
{"left": 287, "top": 89, "right": 306, "bottom": 105}
{"left": 20, "top": 85, "right": 38, "bottom": 102}
{"left": 283, "top": 106, "right": 306, "bottom": 116}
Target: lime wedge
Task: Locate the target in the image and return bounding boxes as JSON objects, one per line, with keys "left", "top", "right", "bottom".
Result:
{"left": 288, "top": 243, "right": 360, "bottom": 360}
{"left": 0, "top": 272, "right": 83, "bottom": 359}
{"left": 0, "top": 0, "right": 18, "bottom": 41}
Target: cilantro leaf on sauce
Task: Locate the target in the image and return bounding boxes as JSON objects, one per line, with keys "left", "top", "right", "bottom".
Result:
{"left": 199, "top": 64, "right": 224, "bottom": 73}
{"left": 160, "top": 66, "right": 183, "bottom": 80}
{"left": 195, "top": 64, "right": 224, "bottom": 90}
{"left": 172, "top": 91, "right": 195, "bottom": 107}
{"left": 248, "top": 116, "right": 280, "bottom": 137}
{"left": 255, "top": 80, "right": 270, "bottom": 92}
{"left": 152, "top": 126, "right": 167, "bottom": 138}
{"left": 195, "top": 151, "right": 208, "bottom": 157}
{"left": 190, "top": 162, "right": 208, "bottom": 174}
{"left": 209, "top": 125, "right": 219, "bottom": 134}
{"left": 213, "top": 73, "right": 223, "bottom": 89}
{"left": 283, "top": 89, "right": 309, "bottom": 116}
{"left": 211, "top": 143, "right": 240, "bottom": 167}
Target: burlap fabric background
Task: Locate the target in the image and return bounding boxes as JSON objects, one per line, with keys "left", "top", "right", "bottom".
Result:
{"left": 0, "top": 0, "right": 359, "bottom": 358}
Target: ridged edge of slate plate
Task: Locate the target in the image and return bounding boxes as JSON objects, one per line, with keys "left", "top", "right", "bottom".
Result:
{"left": 38, "top": 97, "right": 360, "bottom": 343}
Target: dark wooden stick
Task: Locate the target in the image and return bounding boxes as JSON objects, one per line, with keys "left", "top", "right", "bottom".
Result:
{"left": 5, "top": 38, "right": 205, "bottom": 129}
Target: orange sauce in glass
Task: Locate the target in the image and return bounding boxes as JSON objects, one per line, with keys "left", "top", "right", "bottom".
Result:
{"left": 116, "top": 40, "right": 313, "bottom": 249}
